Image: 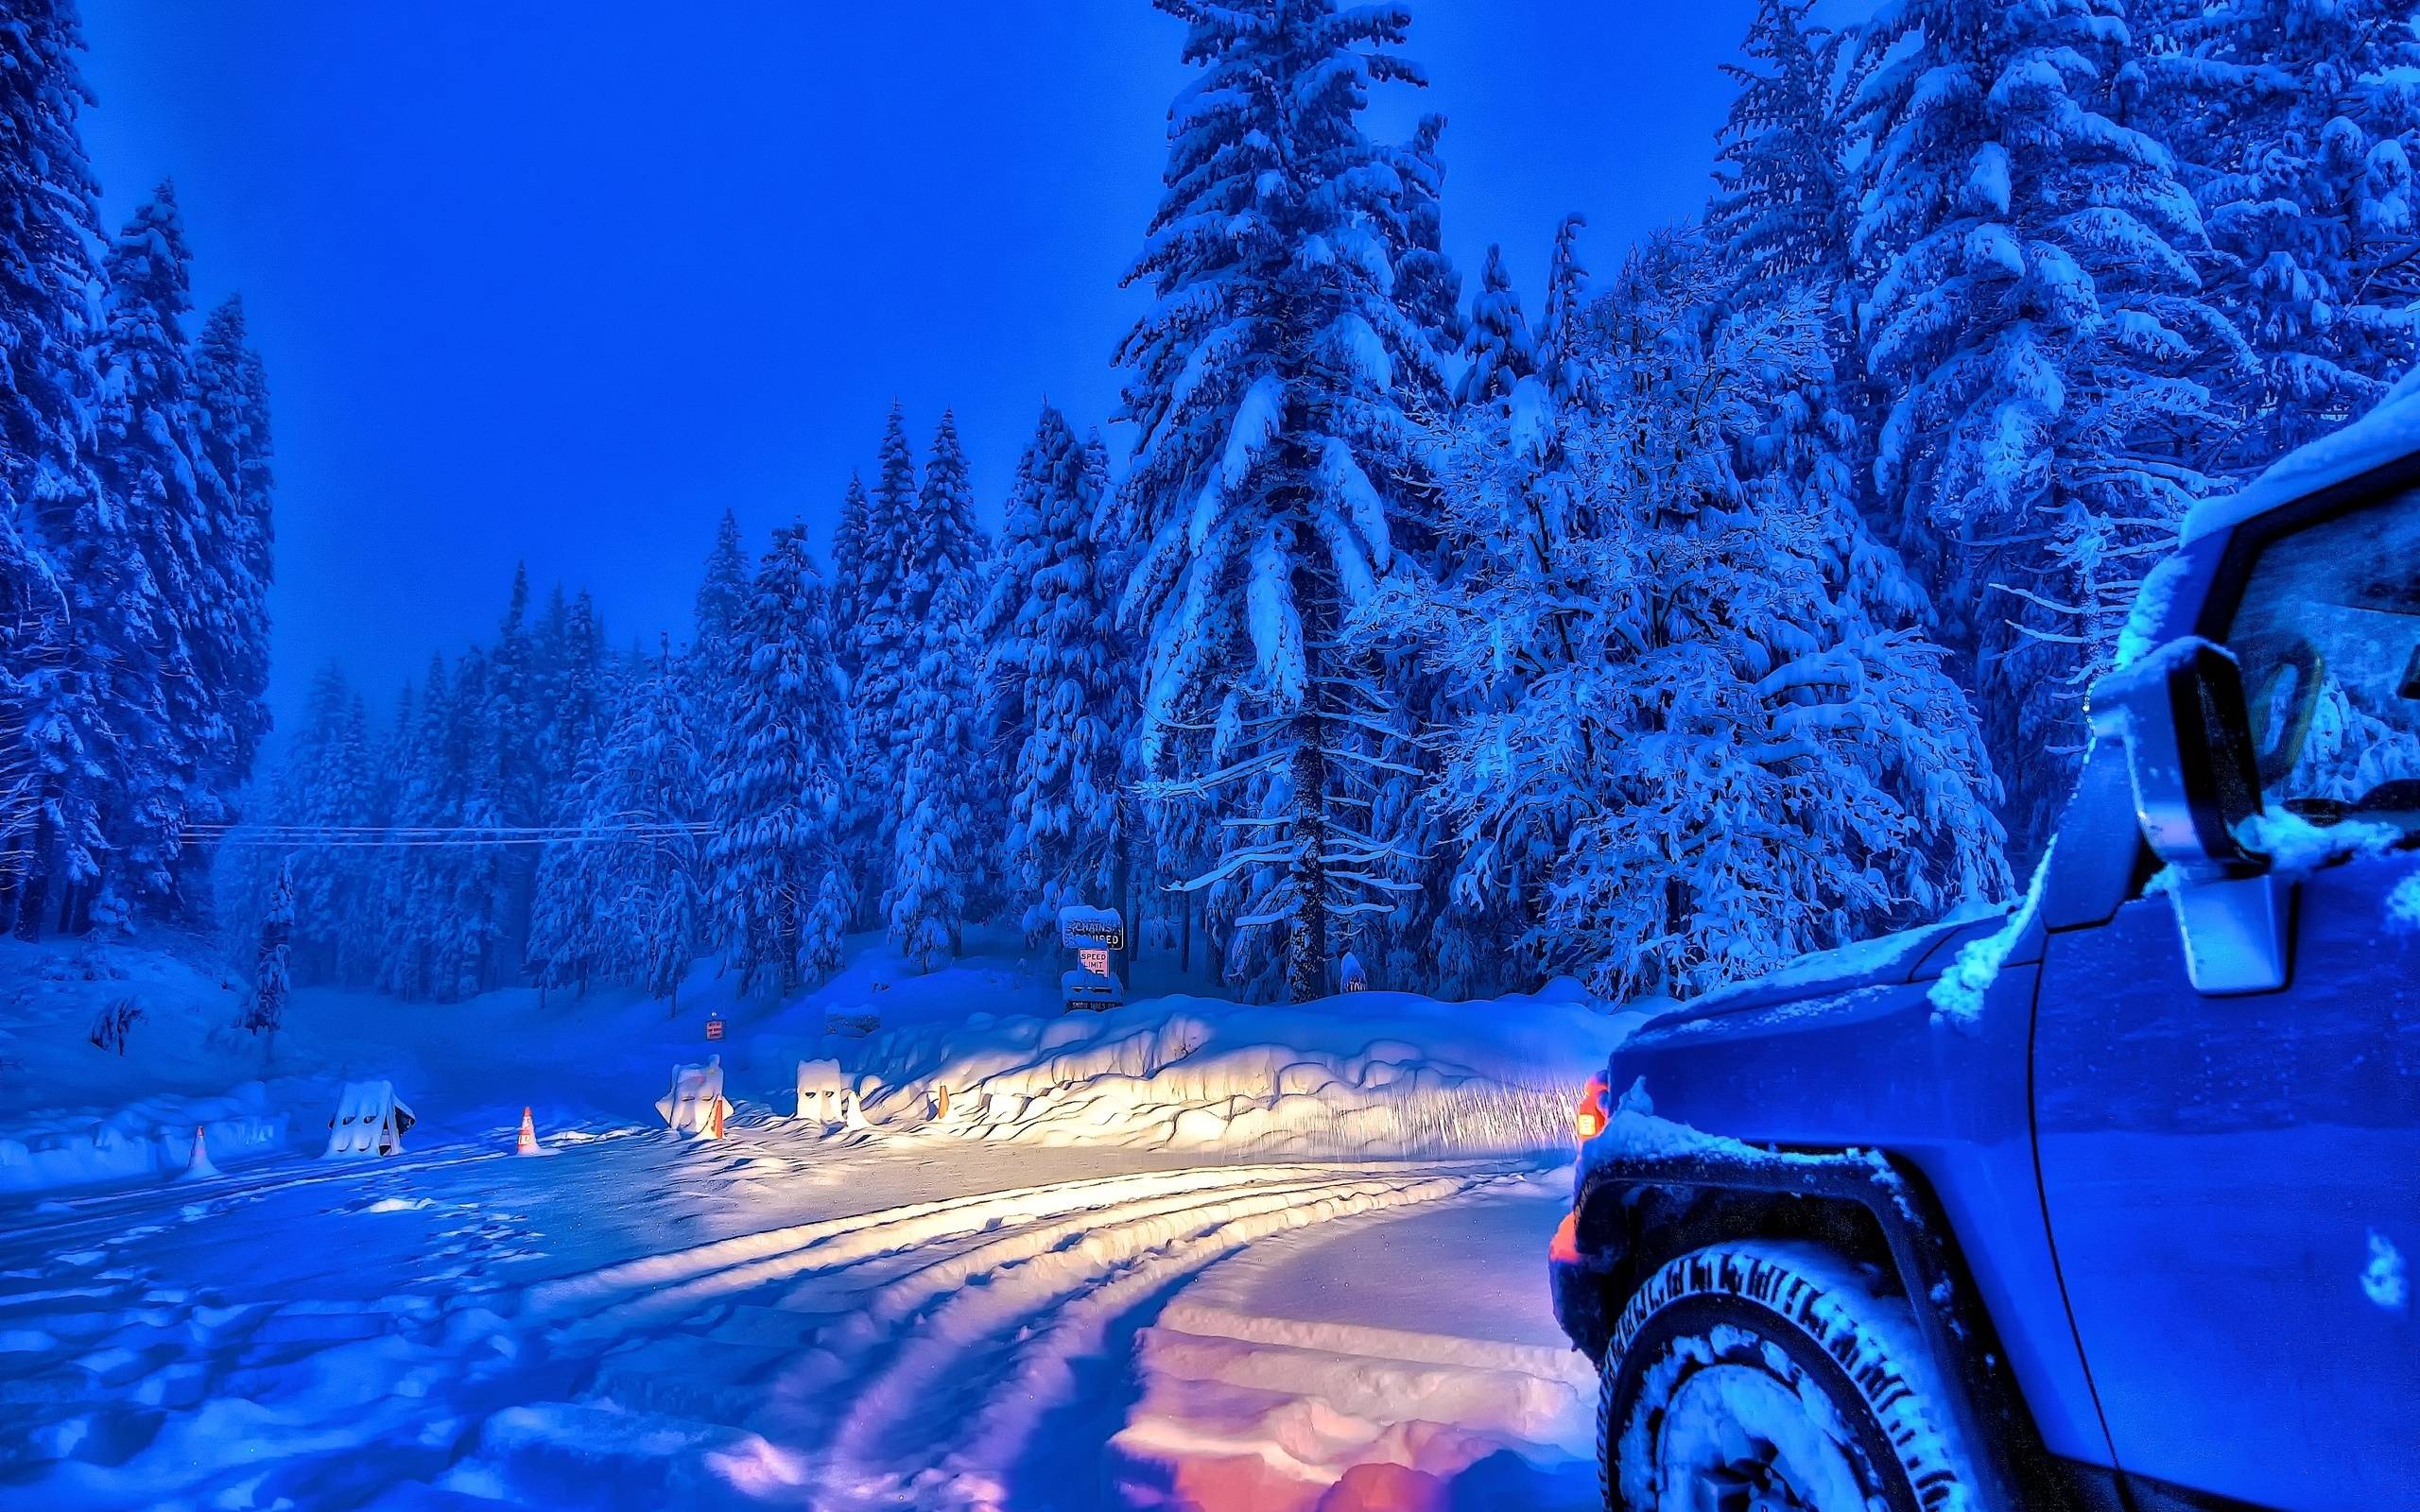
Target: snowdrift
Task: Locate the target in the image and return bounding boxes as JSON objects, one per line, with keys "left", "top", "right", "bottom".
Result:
{"left": 821, "top": 984, "right": 1639, "bottom": 1159}
{"left": 0, "top": 1081, "right": 287, "bottom": 1193}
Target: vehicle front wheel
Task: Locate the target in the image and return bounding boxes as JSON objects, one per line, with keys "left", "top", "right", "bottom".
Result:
{"left": 1599, "top": 1241, "right": 1979, "bottom": 1512}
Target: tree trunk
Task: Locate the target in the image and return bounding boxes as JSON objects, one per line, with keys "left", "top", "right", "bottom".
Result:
{"left": 10, "top": 810, "right": 52, "bottom": 942}
{"left": 1110, "top": 833, "right": 1133, "bottom": 989}
{"left": 1287, "top": 718, "right": 1328, "bottom": 1004}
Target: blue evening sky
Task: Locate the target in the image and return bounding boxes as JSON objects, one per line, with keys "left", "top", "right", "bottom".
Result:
{"left": 78, "top": 1, "right": 1757, "bottom": 729}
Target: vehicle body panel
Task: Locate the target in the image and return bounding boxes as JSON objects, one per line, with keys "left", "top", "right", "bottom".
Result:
{"left": 1609, "top": 944, "right": 2112, "bottom": 1467}
{"left": 2036, "top": 848, "right": 2420, "bottom": 1511}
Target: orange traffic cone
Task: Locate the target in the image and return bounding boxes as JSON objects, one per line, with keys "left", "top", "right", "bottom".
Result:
{"left": 181, "top": 1125, "right": 219, "bottom": 1181}
{"left": 514, "top": 1106, "right": 542, "bottom": 1156}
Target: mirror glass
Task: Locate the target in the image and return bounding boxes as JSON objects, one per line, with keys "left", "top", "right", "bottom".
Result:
{"left": 2225, "top": 487, "right": 2420, "bottom": 835}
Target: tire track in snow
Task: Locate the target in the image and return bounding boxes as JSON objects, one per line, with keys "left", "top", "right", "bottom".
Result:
{"left": 531, "top": 1159, "right": 1500, "bottom": 1328}
{"left": 806, "top": 1164, "right": 1528, "bottom": 1511}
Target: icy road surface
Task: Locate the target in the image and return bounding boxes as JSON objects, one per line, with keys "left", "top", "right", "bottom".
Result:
{"left": 0, "top": 1112, "right": 1573, "bottom": 1510}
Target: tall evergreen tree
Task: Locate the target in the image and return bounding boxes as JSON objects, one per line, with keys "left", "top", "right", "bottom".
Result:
{"left": 0, "top": 0, "right": 108, "bottom": 941}
{"left": 684, "top": 508, "right": 751, "bottom": 822}
{"left": 90, "top": 182, "right": 216, "bottom": 924}
{"left": 848, "top": 405, "right": 922, "bottom": 912}
{"left": 1373, "top": 234, "right": 2010, "bottom": 1000}
{"left": 888, "top": 566, "right": 980, "bottom": 971}
{"left": 2144, "top": 0, "right": 2420, "bottom": 473}
{"left": 1455, "top": 245, "right": 1537, "bottom": 408}
{"left": 980, "top": 404, "right": 1134, "bottom": 942}
{"left": 530, "top": 640, "right": 704, "bottom": 1004}
{"left": 245, "top": 858, "right": 294, "bottom": 1038}
{"left": 1395, "top": 113, "right": 1465, "bottom": 369}
{"left": 707, "top": 523, "right": 852, "bottom": 997}
{"left": 486, "top": 567, "right": 544, "bottom": 974}
{"left": 1854, "top": 0, "right": 2245, "bottom": 844}
{"left": 829, "top": 472, "right": 871, "bottom": 648}
{"left": 914, "top": 410, "right": 984, "bottom": 618}
{"left": 189, "top": 296, "right": 276, "bottom": 804}
{"left": 1117, "top": 0, "right": 1445, "bottom": 1000}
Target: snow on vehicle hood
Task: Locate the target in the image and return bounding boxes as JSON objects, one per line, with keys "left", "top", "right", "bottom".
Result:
{"left": 1631, "top": 903, "right": 2010, "bottom": 1034}
{"left": 2185, "top": 365, "right": 2420, "bottom": 546}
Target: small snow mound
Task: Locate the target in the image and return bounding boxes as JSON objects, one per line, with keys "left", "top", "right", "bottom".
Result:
{"left": 2237, "top": 806, "right": 2404, "bottom": 872}
{"left": 2365, "top": 1229, "right": 2409, "bottom": 1313}
{"left": 2389, "top": 874, "right": 2420, "bottom": 933}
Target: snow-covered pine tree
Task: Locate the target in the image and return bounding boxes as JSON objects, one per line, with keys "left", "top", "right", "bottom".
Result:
{"left": 440, "top": 645, "right": 509, "bottom": 999}
{"left": 0, "top": 0, "right": 109, "bottom": 942}
{"left": 1370, "top": 232, "right": 2010, "bottom": 1001}
{"left": 829, "top": 473, "right": 871, "bottom": 655}
{"left": 706, "top": 522, "right": 851, "bottom": 997}
{"left": 1373, "top": 222, "right": 1574, "bottom": 998}
{"left": 684, "top": 509, "right": 751, "bottom": 873}
{"left": 188, "top": 296, "right": 275, "bottom": 810}
{"left": 2142, "top": 0, "right": 2420, "bottom": 473}
{"left": 915, "top": 412, "right": 984, "bottom": 611}
{"left": 1117, "top": 0, "right": 1446, "bottom": 1001}
{"left": 887, "top": 567, "right": 980, "bottom": 971}
{"left": 847, "top": 405, "right": 922, "bottom": 914}
{"left": 612, "top": 653, "right": 705, "bottom": 1003}
{"left": 1709, "top": 0, "right": 1862, "bottom": 326}
{"left": 530, "top": 638, "right": 703, "bottom": 1003}
{"left": 979, "top": 404, "right": 1134, "bottom": 943}
{"left": 1706, "top": 0, "right": 2008, "bottom": 903}
{"left": 549, "top": 589, "right": 609, "bottom": 803}
{"left": 1455, "top": 246, "right": 1537, "bottom": 408}
{"left": 487, "top": 566, "right": 544, "bottom": 973}
{"left": 526, "top": 708, "right": 609, "bottom": 1001}
{"left": 90, "top": 182, "right": 217, "bottom": 925}
{"left": 1395, "top": 113, "right": 1464, "bottom": 366}
{"left": 245, "top": 857, "right": 294, "bottom": 1037}
{"left": 280, "top": 662, "right": 372, "bottom": 985}
{"left": 374, "top": 656, "right": 453, "bottom": 1000}
{"left": 693, "top": 509, "right": 751, "bottom": 667}
{"left": 912, "top": 408, "right": 1002, "bottom": 920}
{"left": 1853, "top": 0, "right": 2246, "bottom": 847}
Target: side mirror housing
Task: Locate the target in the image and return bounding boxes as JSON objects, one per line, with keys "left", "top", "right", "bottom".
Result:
{"left": 2087, "top": 638, "right": 2263, "bottom": 877}
{"left": 2087, "top": 638, "right": 2287, "bottom": 994}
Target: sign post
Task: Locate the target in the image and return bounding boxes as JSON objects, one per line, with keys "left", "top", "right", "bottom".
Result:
{"left": 1059, "top": 905, "right": 1126, "bottom": 1013}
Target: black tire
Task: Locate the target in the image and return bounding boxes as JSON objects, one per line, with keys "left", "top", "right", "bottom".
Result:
{"left": 1599, "top": 1241, "right": 1979, "bottom": 1512}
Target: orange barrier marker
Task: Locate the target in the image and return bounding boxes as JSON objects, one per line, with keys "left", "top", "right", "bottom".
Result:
{"left": 707, "top": 1093, "right": 726, "bottom": 1141}
{"left": 515, "top": 1106, "right": 542, "bottom": 1156}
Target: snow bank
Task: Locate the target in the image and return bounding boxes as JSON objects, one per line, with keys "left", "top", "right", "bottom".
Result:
{"left": 821, "top": 984, "right": 1637, "bottom": 1159}
{"left": 0, "top": 1082, "right": 286, "bottom": 1193}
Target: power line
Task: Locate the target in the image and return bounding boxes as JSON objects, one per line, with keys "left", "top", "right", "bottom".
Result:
{"left": 181, "top": 820, "right": 721, "bottom": 849}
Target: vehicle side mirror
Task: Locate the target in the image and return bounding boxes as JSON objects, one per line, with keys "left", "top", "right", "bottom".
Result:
{"left": 2087, "top": 638, "right": 2262, "bottom": 876}
{"left": 2087, "top": 638, "right": 2287, "bottom": 994}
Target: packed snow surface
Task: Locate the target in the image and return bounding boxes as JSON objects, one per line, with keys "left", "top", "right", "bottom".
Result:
{"left": 0, "top": 932, "right": 1635, "bottom": 1509}
{"left": 1113, "top": 1177, "right": 1599, "bottom": 1511}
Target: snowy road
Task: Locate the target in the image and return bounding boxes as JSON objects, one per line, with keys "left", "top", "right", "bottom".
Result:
{"left": 0, "top": 1113, "right": 1569, "bottom": 1511}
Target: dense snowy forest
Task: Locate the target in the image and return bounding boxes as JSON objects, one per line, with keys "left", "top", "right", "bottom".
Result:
{"left": 0, "top": 6, "right": 274, "bottom": 946}
{"left": 10, "top": 0, "right": 2420, "bottom": 1008}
